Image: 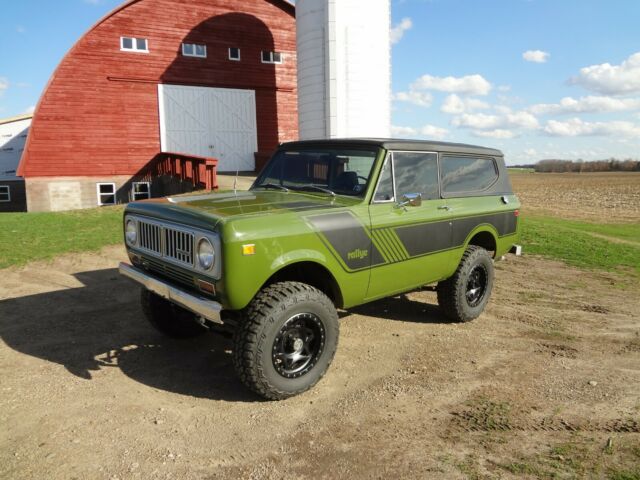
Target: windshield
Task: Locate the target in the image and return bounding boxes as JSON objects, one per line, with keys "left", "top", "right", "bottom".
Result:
{"left": 251, "top": 147, "right": 379, "bottom": 197}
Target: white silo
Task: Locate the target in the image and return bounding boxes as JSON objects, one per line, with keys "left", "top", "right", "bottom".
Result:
{"left": 296, "top": 0, "right": 391, "bottom": 139}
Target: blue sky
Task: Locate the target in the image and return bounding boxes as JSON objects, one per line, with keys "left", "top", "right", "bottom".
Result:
{"left": 1, "top": 0, "right": 639, "bottom": 164}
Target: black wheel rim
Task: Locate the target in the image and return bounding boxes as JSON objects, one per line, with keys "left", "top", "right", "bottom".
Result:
{"left": 272, "top": 313, "right": 325, "bottom": 379}
{"left": 466, "top": 264, "right": 488, "bottom": 307}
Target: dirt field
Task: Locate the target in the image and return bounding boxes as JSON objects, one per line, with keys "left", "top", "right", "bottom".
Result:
{"left": 1, "top": 242, "right": 638, "bottom": 479}
{"left": 510, "top": 172, "right": 640, "bottom": 223}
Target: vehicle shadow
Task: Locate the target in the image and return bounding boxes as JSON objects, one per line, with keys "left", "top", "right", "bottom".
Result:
{"left": 345, "top": 292, "right": 452, "bottom": 324}
{"left": 0, "top": 268, "right": 257, "bottom": 402}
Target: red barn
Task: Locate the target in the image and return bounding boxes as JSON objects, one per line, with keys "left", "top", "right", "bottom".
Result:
{"left": 18, "top": 0, "right": 297, "bottom": 211}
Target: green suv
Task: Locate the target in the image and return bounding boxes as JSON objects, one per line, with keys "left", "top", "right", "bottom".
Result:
{"left": 119, "top": 139, "right": 521, "bottom": 399}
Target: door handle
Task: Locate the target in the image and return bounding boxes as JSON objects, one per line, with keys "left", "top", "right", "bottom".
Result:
{"left": 438, "top": 205, "right": 452, "bottom": 211}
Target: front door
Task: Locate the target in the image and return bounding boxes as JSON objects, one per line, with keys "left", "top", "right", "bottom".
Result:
{"left": 158, "top": 84, "right": 258, "bottom": 172}
{"left": 366, "top": 151, "right": 455, "bottom": 301}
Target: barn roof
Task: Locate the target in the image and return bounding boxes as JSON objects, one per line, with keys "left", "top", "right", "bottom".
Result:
{"left": 0, "top": 113, "right": 33, "bottom": 126}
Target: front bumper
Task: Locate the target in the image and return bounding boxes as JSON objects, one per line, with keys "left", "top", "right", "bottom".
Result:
{"left": 118, "top": 262, "right": 223, "bottom": 324}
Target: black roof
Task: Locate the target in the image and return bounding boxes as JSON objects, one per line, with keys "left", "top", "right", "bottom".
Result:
{"left": 280, "top": 138, "right": 503, "bottom": 156}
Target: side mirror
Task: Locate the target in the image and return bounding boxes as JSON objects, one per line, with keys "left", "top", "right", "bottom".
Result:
{"left": 396, "top": 192, "right": 422, "bottom": 209}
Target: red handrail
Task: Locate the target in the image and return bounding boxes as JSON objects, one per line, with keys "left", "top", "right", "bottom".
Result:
{"left": 144, "top": 152, "right": 218, "bottom": 190}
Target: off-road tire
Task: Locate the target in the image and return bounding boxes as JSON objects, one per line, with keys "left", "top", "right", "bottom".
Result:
{"left": 233, "top": 282, "right": 339, "bottom": 400}
{"left": 140, "top": 288, "right": 208, "bottom": 338}
{"left": 437, "top": 245, "right": 494, "bottom": 323}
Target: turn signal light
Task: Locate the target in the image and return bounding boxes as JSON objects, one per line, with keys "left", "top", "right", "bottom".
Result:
{"left": 242, "top": 244, "right": 256, "bottom": 256}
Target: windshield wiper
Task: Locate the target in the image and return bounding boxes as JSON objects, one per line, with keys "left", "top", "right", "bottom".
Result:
{"left": 255, "top": 182, "right": 289, "bottom": 192}
{"left": 293, "top": 185, "right": 336, "bottom": 196}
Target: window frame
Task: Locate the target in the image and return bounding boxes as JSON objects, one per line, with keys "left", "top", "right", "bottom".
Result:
{"left": 228, "top": 47, "right": 241, "bottom": 61}
{"left": 261, "top": 51, "right": 283, "bottom": 64}
{"left": 131, "top": 181, "right": 151, "bottom": 201}
{"left": 371, "top": 150, "right": 441, "bottom": 204}
{"left": 182, "top": 42, "right": 207, "bottom": 58}
{"left": 0, "top": 185, "right": 10, "bottom": 203}
{"left": 439, "top": 154, "right": 499, "bottom": 198}
{"left": 120, "top": 36, "right": 149, "bottom": 53}
{"left": 96, "top": 182, "right": 117, "bottom": 206}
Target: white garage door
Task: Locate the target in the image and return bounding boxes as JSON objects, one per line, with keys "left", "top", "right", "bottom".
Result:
{"left": 158, "top": 84, "right": 258, "bottom": 172}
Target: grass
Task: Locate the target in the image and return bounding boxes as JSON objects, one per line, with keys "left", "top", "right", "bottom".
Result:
{"left": 520, "top": 214, "right": 640, "bottom": 275}
{"left": 0, "top": 206, "right": 123, "bottom": 268}
{"left": 508, "top": 167, "right": 535, "bottom": 173}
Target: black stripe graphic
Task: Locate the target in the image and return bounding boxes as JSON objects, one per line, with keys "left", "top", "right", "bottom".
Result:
{"left": 306, "top": 212, "right": 385, "bottom": 271}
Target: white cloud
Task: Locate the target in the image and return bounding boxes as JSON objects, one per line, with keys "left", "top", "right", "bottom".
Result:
{"left": 524, "top": 148, "right": 537, "bottom": 156}
{"left": 529, "top": 95, "right": 640, "bottom": 115}
{"left": 498, "top": 85, "right": 512, "bottom": 92}
{"left": 0, "top": 78, "right": 8, "bottom": 97}
{"left": 392, "top": 90, "right": 433, "bottom": 107}
{"left": 543, "top": 117, "right": 640, "bottom": 137}
{"left": 452, "top": 113, "right": 501, "bottom": 129}
{"left": 452, "top": 110, "right": 538, "bottom": 130}
{"left": 16, "top": 25, "right": 26, "bottom": 34}
{"left": 391, "top": 18, "right": 412, "bottom": 45}
{"left": 471, "top": 129, "right": 516, "bottom": 139}
{"left": 440, "top": 94, "right": 489, "bottom": 114}
{"left": 391, "top": 125, "right": 418, "bottom": 137}
{"left": 571, "top": 52, "right": 640, "bottom": 95}
{"left": 523, "top": 50, "right": 550, "bottom": 63}
{"left": 23, "top": 105, "right": 36, "bottom": 114}
{"left": 420, "top": 124, "right": 448, "bottom": 139}
{"left": 411, "top": 74, "right": 492, "bottom": 96}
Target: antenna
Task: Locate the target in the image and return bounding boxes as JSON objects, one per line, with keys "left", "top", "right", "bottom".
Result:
{"left": 233, "top": 169, "right": 239, "bottom": 194}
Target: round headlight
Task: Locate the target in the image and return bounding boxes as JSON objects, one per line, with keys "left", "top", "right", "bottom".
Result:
{"left": 197, "top": 238, "right": 215, "bottom": 270}
{"left": 125, "top": 219, "right": 137, "bottom": 245}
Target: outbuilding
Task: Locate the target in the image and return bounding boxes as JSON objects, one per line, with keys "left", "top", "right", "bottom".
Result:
{"left": 0, "top": 114, "right": 31, "bottom": 212}
{"left": 18, "top": 0, "right": 297, "bottom": 211}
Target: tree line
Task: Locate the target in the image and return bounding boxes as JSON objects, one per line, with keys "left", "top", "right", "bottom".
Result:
{"left": 513, "top": 159, "right": 640, "bottom": 173}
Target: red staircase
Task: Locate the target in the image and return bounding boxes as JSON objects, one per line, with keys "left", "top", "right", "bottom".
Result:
{"left": 143, "top": 152, "right": 218, "bottom": 190}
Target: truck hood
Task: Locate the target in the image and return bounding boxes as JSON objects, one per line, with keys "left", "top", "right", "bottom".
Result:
{"left": 125, "top": 190, "right": 361, "bottom": 230}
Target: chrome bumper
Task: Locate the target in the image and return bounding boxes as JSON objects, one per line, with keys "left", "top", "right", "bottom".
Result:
{"left": 118, "top": 262, "right": 223, "bottom": 324}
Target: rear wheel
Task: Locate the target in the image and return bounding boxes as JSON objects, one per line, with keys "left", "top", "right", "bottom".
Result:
{"left": 140, "top": 288, "right": 208, "bottom": 338}
{"left": 233, "top": 282, "right": 339, "bottom": 400}
{"left": 437, "top": 246, "right": 494, "bottom": 322}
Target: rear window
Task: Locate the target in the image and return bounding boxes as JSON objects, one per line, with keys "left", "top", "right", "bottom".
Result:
{"left": 440, "top": 156, "right": 498, "bottom": 194}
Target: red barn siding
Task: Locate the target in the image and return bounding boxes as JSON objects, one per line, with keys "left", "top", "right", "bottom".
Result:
{"left": 19, "top": 0, "right": 296, "bottom": 177}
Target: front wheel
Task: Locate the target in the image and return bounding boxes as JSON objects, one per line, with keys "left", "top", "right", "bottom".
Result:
{"left": 232, "top": 282, "right": 339, "bottom": 400}
{"left": 437, "top": 246, "right": 494, "bottom": 323}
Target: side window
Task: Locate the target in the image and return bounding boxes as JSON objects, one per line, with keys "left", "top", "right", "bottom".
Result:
{"left": 97, "top": 183, "right": 116, "bottom": 206}
{"left": 393, "top": 152, "right": 439, "bottom": 200}
{"left": 373, "top": 155, "right": 394, "bottom": 202}
{"left": 0, "top": 185, "right": 10, "bottom": 202}
{"left": 440, "top": 156, "right": 498, "bottom": 194}
{"left": 132, "top": 182, "right": 150, "bottom": 201}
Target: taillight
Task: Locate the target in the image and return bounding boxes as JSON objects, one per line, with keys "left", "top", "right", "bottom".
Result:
{"left": 514, "top": 209, "right": 520, "bottom": 217}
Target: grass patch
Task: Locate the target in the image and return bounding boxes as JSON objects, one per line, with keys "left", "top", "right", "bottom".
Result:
{"left": 520, "top": 215, "right": 640, "bottom": 275}
{"left": 0, "top": 206, "right": 123, "bottom": 268}
{"left": 508, "top": 167, "right": 535, "bottom": 174}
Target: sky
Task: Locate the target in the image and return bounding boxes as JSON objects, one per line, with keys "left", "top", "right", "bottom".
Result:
{"left": 1, "top": 0, "right": 639, "bottom": 165}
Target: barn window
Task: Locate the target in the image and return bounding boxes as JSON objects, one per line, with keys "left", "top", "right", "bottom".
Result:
{"left": 0, "top": 186, "right": 10, "bottom": 203}
{"left": 132, "top": 182, "right": 151, "bottom": 201}
{"left": 96, "top": 183, "right": 116, "bottom": 206}
{"left": 182, "top": 43, "right": 207, "bottom": 58}
{"left": 120, "top": 37, "right": 149, "bottom": 53}
{"left": 228, "top": 47, "right": 241, "bottom": 61}
{"left": 261, "top": 51, "right": 283, "bottom": 64}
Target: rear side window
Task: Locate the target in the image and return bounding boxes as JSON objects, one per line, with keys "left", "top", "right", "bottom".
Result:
{"left": 440, "top": 156, "right": 498, "bottom": 194}
{"left": 393, "top": 152, "right": 439, "bottom": 200}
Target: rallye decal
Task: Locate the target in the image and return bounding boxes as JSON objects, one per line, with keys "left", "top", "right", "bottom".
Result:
{"left": 305, "top": 212, "right": 386, "bottom": 271}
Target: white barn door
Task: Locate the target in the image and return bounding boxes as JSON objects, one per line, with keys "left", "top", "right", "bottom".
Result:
{"left": 159, "top": 84, "right": 258, "bottom": 172}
